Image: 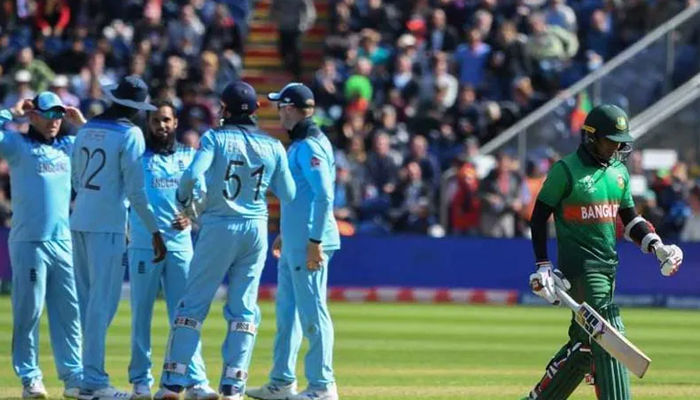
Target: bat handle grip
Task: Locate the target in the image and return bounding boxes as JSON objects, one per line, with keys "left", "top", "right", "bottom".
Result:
{"left": 554, "top": 285, "right": 580, "bottom": 311}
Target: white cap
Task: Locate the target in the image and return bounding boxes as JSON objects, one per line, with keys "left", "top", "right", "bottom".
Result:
{"left": 51, "top": 75, "right": 69, "bottom": 88}
{"left": 14, "top": 70, "right": 31, "bottom": 83}
{"left": 397, "top": 34, "right": 417, "bottom": 48}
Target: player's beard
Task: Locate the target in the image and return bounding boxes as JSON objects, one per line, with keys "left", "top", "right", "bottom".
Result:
{"left": 148, "top": 129, "right": 176, "bottom": 154}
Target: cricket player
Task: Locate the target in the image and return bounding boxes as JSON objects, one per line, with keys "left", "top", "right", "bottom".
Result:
{"left": 2, "top": 93, "right": 87, "bottom": 399}
{"left": 71, "top": 75, "right": 167, "bottom": 400}
{"left": 523, "top": 104, "right": 684, "bottom": 400}
{"left": 128, "top": 100, "right": 217, "bottom": 400}
{"left": 157, "top": 81, "right": 295, "bottom": 400}
{"left": 247, "top": 83, "right": 340, "bottom": 400}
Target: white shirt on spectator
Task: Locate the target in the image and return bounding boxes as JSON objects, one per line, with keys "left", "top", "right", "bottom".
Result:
{"left": 545, "top": 4, "right": 577, "bottom": 32}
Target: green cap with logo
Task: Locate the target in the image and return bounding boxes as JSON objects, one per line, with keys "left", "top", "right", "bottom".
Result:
{"left": 581, "top": 104, "right": 633, "bottom": 143}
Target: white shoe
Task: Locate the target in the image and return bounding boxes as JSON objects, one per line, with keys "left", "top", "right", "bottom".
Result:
{"left": 184, "top": 384, "right": 217, "bottom": 400}
{"left": 23, "top": 380, "right": 48, "bottom": 399}
{"left": 64, "top": 387, "right": 81, "bottom": 399}
{"left": 246, "top": 381, "right": 297, "bottom": 400}
{"left": 153, "top": 386, "right": 180, "bottom": 400}
{"left": 80, "top": 386, "right": 133, "bottom": 400}
{"left": 132, "top": 384, "right": 152, "bottom": 400}
{"left": 288, "top": 384, "right": 338, "bottom": 400}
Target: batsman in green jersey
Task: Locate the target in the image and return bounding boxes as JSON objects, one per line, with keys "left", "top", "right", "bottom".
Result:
{"left": 522, "top": 104, "right": 684, "bottom": 400}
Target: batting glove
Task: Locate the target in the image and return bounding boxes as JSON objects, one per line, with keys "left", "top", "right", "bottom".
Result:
{"left": 530, "top": 261, "right": 571, "bottom": 305}
{"left": 653, "top": 242, "right": 683, "bottom": 276}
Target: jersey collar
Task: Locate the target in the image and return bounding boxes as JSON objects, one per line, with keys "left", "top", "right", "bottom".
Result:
{"left": 289, "top": 118, "right": 318, "bottom": 141}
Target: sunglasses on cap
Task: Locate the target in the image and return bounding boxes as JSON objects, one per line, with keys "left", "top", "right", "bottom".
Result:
{"left": 36, "top": 108, "right": 66, "bottom": 120}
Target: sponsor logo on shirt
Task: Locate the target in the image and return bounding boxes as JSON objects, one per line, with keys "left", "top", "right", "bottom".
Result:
{"left": 36, "top": 160, "right": 69, "bottom": 174}
{"left": 152, "top": 177, "right": 179, "bottom": 189}
{"left": 563, "top": 202, "right": 620, "bottom": 223}
{"left": 310, "top": 156, "right": 321, "bottom": 168}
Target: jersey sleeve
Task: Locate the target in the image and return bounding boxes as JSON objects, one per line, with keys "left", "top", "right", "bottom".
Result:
{"left": 297, "top": 140, "right": 333, "bottom": 242}
{"left": 620, "top": 167, "right": 634, "bottom": 209}
{"left": 270, "top": 141, "right": 296, "bottom": 203}
{"left": 0, "top": 110, "right": 20, "bottom": 161}
{"left": 121, "top": 127, "right": 159, "bottom": 233}
{"left": 178, "top": 130, "right": 215, "bottom": 204}
{"left": 537, "top": 161, "right": 570, "bottom": 208}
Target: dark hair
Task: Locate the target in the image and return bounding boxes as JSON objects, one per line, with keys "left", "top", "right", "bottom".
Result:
{"left": 149, "top": 99, "right": 177, "bottom": 116}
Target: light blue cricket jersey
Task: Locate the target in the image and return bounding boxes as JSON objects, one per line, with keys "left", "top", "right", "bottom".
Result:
{"left": 0, "top": 109, "right": 74, "bottom": 243}
{"left": 281, "top": 119, "right": 340, "bottom": 252}
{"left": 70, "top": 117, "right": 159, "bottom": 234}
{"left": 129, "top": 144, "right": 199, "bottom": 252}
{"left": 178, "top": 120, "right": 295, "bottom": 225}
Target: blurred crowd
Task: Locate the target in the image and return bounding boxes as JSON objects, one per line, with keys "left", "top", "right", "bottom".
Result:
{"left": 306, "top": 0, "right": 699, "bottom": 236}
{"left": 0, "top": 0, "right": 699, "bottom": 241}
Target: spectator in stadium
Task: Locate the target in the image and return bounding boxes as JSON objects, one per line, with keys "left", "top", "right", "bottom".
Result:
{"left": 134, "top": 0, "right": 168, "bottom": 55}
{"left": 10, "top": 47, "right": 55, "bottom": 93}
{"left": 453, "top": 26, "right": 492, "bottom": 89}
{"left": 620, "top": 0, "right": 650, "bottom": 46}
{"left": 544, "top": 0, "right": 577, "bottom": 32}
{"left": 680, "top": 186, "right": 700, "bottom": 241}
{"left": 71, "top": 51, "right": 117, "bottom": 99}
{"left": 180, "top": 129, "right": 200, "bottom": 149}
{"left": 3, "top": 71, "right": 36, "bottom": 111}
{"left": 34, "top": 0, "right": 71, "bottom": 38}
{"left": 450, "top": 85, "right": 485, "bottom": 142}
{"left": 391, "top": 54, "right": 421, "bottom": 109}
{"left": 391, "top": 161, "right": 435, "bottom": 234}
{"left": 585, "top": 9, "right": 616, "bottom": 70}
{"left": 424, "top": 52, "right": 459, "bottom": 109}
{"left": 524, "top": 12, "right": 579, "bottom": 93}
{"left": 404, "top": 135, "right": 441, "bottom": 190}
{"left": 49, "top": 75, "right": 80, "bottom": 108}
{"left": 167, "top": 4, "right": 205, "bottom": 57}
{"left": 51, "top": 35, "right": 89, "bottom": 75}
{"left": 203, "top": 3, "right": 243, "bottom": 54}
{"left": 312, "top": 58, "right": 345, "bottom": 119}
{"left": 479, "top": 152, "right": 528, "bottom": 238}
{"left": 427, "top": 8, "right": 459, "bottom": 54}
{"left": 334, "top": 158, "right": 361, "bottom": 227}
{"left": 270, "top": 0, "right": 316, "bottom": 81}
{"left": 358, "top": 29, "right": 391, "bottom": 69}
{"left": 366, "top": 132, "right": 400, "bottom": 201}
{"left": 344, "top": 58, "right": 374, "bottom": 114}
{"left": 486, "top": 21, "right": 529, "bottom": 100}
{"left": 450, "top": 155, "right": 481, "bottom": 235}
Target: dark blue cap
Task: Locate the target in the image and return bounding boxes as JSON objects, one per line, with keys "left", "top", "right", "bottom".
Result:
{"left": 102, "top": 75, "right": 156, "bottom": 111}
{"left": 221, "top": 81, "right": 258, "bottom": 114}
{"left": 267, "top": 83, "right": 315, "bottom": 108}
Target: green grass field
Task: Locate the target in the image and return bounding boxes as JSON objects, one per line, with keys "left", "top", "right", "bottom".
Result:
{"left": 1, "top": 297, "right": 700, "bottom": 400}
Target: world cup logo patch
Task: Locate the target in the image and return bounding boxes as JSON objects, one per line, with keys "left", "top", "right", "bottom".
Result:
{"left": 617, "top": 174, "right": 625, "bottom": 189}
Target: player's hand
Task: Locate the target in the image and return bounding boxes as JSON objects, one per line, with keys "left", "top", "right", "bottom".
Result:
{"left": 653, "top": 243, "right": 683, "bottom": 276}
{"left": 529, "top": 262, "right": 570, "bottom": 305}
{"left": 271, "top": 235, "right": 282, "bottom": 259}
{"left": 10, "top": 99, "right": 34, "bottom": 118}
{"left": 171, "top": 213, "right": 191, "bottom": 231}
{"left": 151, "top": 232, "right": 167, "bottom": 263}
{"left": 306, "top": 241, "right": 324, "bottom": 271}
{"left": 64, "top": 106, "right": 87, "bottom": 126}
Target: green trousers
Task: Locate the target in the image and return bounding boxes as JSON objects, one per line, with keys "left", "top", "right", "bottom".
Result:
{"left": 526, "top": 270, "right": 631, "bottom": 400}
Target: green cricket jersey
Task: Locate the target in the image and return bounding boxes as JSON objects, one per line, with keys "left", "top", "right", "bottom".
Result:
{"left": 538, "top": 147, "right": 635, "bottom": 276}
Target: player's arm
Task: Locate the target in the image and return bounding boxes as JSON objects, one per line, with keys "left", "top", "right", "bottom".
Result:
{"left": 122, "top": 128, "right": 159, "bottom": 233}
{"left": 529, "top": 161, "right": 571, "bottom": 304}
{"left": 0, "top": 109, "right": 20, "bottom": 159}
{"left": 177, "top": 130, "right": 214, "bottom": 209}
{"left": 122, "top": 128, "right": 166, "bottom": 262}
{"left": 297, "top": 141, "right": 333, "bottom": 243}
{"left": 618, "top": 171, "right": 682, "bottom": 276}
{"left": 270, "top": 141, "right": 296, "bottom": 203}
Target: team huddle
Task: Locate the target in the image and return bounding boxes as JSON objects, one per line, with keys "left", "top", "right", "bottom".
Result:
{"left": 4, "top": 77, "right": 340, "bottom": 400}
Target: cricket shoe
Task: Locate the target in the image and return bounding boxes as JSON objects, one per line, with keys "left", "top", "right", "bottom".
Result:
{"left": 246, "top": 381, "right": 297, "bottom": 400}
{"left": 184, "top": 384, "right": 218, "bottom": 400}
{"left": 288, "top": 384, "right": 339, "bottom": 400}
{"left": 219, "top": 385, "right": 243, "bottom": 400}
{"left": 23, "top": 380, "right": 48, "bottom": 399}
{"left": 132, "top": 384, "right": 152, "bottom": 400}
{"left": 153, "top": 385, "right": 182, "bottom": 400}
{"left": 78, "top": 386, "right": 133, "bottom": 400}
{"left": 64, "top": 387, "right": 81, "bottom": 399}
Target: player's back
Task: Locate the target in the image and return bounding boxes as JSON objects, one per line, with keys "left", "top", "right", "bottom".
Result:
{"left": 71, "top": 117, "right": 142, "bottom": 233}
{"left": 199, "top": 124, "right": 289, "bottom": 224}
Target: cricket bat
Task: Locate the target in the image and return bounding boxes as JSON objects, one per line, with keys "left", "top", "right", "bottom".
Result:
{"left": 554, "top": 285, "right": 652, "bottom": 378}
